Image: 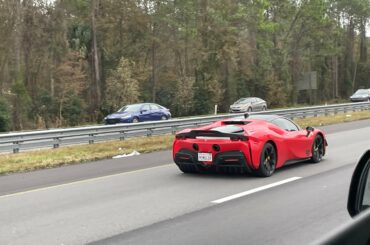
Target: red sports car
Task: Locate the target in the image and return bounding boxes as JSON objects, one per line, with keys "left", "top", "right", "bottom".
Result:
{"left": 173, "top": 114, "right": 327, "bottom": 177}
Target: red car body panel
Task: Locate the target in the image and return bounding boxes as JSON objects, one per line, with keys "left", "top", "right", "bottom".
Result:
{"left": 172, "top": 117, "right": 327, "bottom": 173}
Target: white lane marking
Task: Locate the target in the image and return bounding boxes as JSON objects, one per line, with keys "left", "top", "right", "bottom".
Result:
{"left": 211, "top": 177, "right": 302, "bottom": 204}
{"left": 0, "top": 164, "right": 172, "bottom": 200}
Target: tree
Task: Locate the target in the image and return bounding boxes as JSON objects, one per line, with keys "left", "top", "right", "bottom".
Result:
{"left": 0, "top": 0, "right": 369, "bottom": 130}
{"left": 11, "top": 79, "right": 31, "bottom": 130}
{"left": 54, "top": 51, "right": 87, "bottom": 126}
{"left": 104, "top": 57, "right": 140, "bottom": 111}
{"left": 0, "top": 98, "right": 10, "bottom": 132}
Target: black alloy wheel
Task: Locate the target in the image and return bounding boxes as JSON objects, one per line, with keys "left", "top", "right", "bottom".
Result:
{"left": 257, "top": 142, "right": 277, "bottom": 177}
{"left": 311, "top": 134, "right": 324, "bottom": 163}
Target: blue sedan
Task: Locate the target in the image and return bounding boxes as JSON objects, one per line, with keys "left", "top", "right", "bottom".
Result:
{"left": 104, "top": 103, "right": 171, "bottom": 124}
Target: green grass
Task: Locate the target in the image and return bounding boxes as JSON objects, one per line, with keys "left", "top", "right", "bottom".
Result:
{"left": 1, "top": 109, "right": 370, "bottom": 175}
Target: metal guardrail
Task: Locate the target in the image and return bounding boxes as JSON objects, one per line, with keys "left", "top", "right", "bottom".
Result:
{"left": 0, "top": 101, "right": 369, "bottom": 153}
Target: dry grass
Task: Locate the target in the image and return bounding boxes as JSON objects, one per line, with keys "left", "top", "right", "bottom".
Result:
{"left": 1, "top": 109, "right": 370, "bottom": 175}
{"left": 0, "top": 135, "right": 173, "bottom": 175}
{"left": 294, "top": 110, "right": 370, "bottom": 128}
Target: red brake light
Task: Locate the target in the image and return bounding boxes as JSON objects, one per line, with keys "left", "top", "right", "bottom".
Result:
{"left": 230, "top": 136, "right": 248, "bottom": 141}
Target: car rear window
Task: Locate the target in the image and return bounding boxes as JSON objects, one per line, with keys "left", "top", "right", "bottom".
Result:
{"left": 150, "top": 104, "right": 161, "bottom": 110}
{"left": 211, "top": 125, "right": 244, "bottom": 134}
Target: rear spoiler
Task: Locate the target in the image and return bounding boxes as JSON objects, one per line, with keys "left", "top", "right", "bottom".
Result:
{"left": 176, "top": 130, "right": 248, "bottom": 141}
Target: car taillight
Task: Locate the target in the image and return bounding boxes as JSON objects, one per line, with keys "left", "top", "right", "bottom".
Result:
{"left": 230, "top": 136, "right": 248, "bottom": 141}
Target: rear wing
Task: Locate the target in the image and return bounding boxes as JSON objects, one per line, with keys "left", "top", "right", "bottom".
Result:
{"left": 175, "top": 130, "right": 248, "bottom": 141}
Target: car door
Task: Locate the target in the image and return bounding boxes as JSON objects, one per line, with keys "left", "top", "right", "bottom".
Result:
{"left": 250, "top": 98, "right": 258, "bottom": 111}
{"left": 139, "top": 104, "right": 152, "bottom": 122}
{"left": 150, "top": 104, "right": 162, "bottom": 120}
{"left": 287, "top": 129, "right": 315, "bottom": 159}
{"left": 255, "top": 98, "right": 264, "bottom": 111}
{"left": 271, "top": 118, "right": 312, "bottom": 159}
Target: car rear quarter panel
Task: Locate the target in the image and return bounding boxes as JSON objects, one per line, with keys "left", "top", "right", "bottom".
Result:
{"left": 244, "top": 125, "right": 287, "bottom": 169}
{"left": 246, "top": 124, "right": 300, "bottom": 169}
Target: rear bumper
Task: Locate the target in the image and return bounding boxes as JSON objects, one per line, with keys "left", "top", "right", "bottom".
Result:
{"left": 174, "top": 148, "right": 253, "bottom": 174}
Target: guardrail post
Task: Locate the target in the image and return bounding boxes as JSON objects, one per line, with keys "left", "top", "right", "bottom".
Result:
{"left": 324, "top": 109, "right": 328, "bottom": 116}
{"left": 13, "top": 141, "right": 20, "bottom": 154}
{"left": 147, "top": 129, "right": 153, "bottom": 137}
{"left": 53, "top": 137, "right": 61, "bottom": 148}
{"left": 334, "top": 108, "right": 337, "bottom": 115}
{"left": 89, "top": 134, "right": 95, "bottom": 144}
{"left": 119, "top": 131, "right": 126, "bottom": 141}
{"left": 171, "top": 126, "right": 177, "bottom": 135}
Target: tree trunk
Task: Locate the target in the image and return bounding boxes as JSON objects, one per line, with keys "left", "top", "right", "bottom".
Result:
{"left": 91, "top": 0, "right": 101, "bottom": 112}
{"left": 151, "top": 1, "right": 159, "bottom": 102}
{"left": 359, "top": 18, "right": 367, "bottom": 63}
{"left": 13, "top": 0, "right": 22, "bottom": 80}
{"left": 151, "top": 26, "right": 157, "bottom": 102}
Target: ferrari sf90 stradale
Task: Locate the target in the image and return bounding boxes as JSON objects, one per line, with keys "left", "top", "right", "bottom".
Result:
{"left": 173, "top": 114, "right": 327, "bottom": 177}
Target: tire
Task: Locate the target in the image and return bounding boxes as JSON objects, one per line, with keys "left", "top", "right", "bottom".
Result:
{"left": 311, "top": 134, "right": 324, "bottom": 163}
{"left": 178, "top": 164, "right": 199, "bottom": 174}
{"left": 132, "top": 117, "right": 139, "bottom": 123}
{"left": 256, "top": 142, "right": 277, "bottom": 177}
{"left": 247, "top": 107, "right": 253, "bottom": 112}
{"left": 161, "top": 115, "right": 167, "bottom": 120}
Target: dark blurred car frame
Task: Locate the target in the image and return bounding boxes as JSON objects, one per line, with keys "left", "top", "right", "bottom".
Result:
{"left": 317, "top": 150, "right": 370, "bottom": 245}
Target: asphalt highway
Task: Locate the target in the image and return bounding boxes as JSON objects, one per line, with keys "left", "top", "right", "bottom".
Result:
{"left": 1, "top": 119, "right": 370, "bottom": 244}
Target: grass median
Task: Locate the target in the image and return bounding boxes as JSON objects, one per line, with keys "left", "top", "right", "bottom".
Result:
{"left": 1, "top": 109, "right": 370, "bottom": 175}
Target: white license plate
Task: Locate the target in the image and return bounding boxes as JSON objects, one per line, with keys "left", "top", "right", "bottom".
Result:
{"left": 198, "top": 153, "right": 212, "bottom": 162}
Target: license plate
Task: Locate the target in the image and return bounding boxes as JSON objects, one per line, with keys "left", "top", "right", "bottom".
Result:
{"left": 198, "top": 153, "right": 212, "bottom": 162}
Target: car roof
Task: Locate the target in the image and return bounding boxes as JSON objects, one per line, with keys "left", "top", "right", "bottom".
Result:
{"left": 355, "top": 89, "right": 370, "bottom": 92}
{"left": 126, "top": 103, "right": 155, "bottom": 106}
{"left": 231, "top": 114, "right": 281, "bottom": 122}
{"left": 247, "top": 114, "right": 280, "bottom": 122}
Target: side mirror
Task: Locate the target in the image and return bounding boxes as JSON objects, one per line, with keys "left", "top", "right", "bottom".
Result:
{"left": 348, "top": 150, "right": 370, "bottom": 217}
{"left": 306, "top": 126, "right": 314, "bottom": 137}
{"left": 141, "top": 109, "right": 147, "bottom": 114}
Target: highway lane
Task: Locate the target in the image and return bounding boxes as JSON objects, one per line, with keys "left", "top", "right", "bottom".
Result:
{"left": 1, "top": 119, "right": 370, "bottom": 196}
{"left": 93, "top": 165, "right": 353, "bottom": 245}
{"left": 0, "top": 150, "right": 172, "bottom": 196}
{"left": 0, "top": 121, "right": 370, "bottom": 244}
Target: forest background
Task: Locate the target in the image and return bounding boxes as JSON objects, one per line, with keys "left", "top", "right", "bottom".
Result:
{"left": 0, "top": 0, "right": 369, "bottom": 132}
